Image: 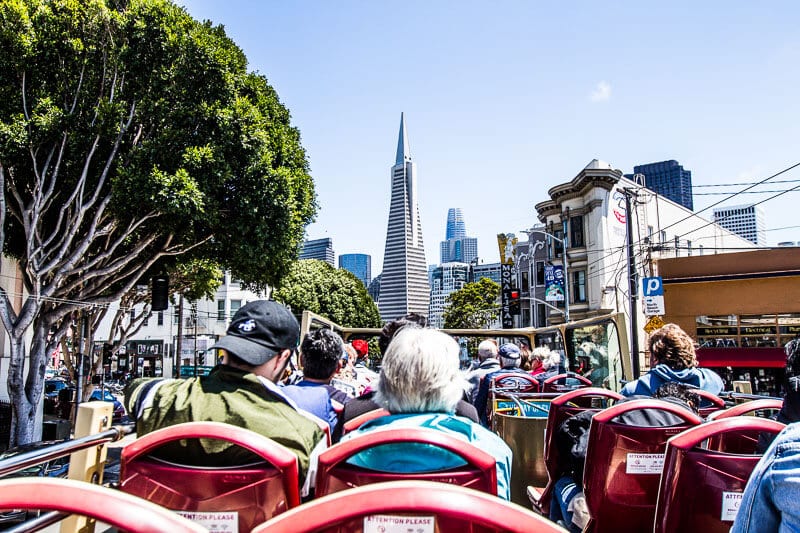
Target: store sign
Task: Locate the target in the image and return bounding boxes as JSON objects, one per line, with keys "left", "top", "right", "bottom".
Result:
{"left": 500, "top": 264, "right": 513, "bottom": 328}
{"left": 781, "top": 325, "right": 800, "bottom": 335}
{"left": 741, "top": 326, "right": 777, "bottom": 335}
{"left": 697, "top": 326, "right": 738, "bottom": 336}
{"left": 642, "top": 276, "right": 665, "bottom": 316}
{"left": 544, "top": 265, "right": 565, "bottom": 302}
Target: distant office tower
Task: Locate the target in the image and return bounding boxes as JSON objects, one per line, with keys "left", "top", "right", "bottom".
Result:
{"left": 339, "top": 253, "right": 371, "bottom": 287}
{"left": 472, "top": 262, "right": 502, "bottom": 285}
{"left": 367, "top": 274, "right": 381, "bottom": 302}
{"left": 440, "top": 208, "right": 479, "bottom": 264}
{"left": 300, "top": 238, "right": 335, "bottom": 266}
{"left": 713, "top": 204, "right": 766, "bottom": 245}
{"left": 378, "top": 114, "right": 430, "bottom": 322}
{"left": 428, "top": 263, "right": 470, "bottom": 328}
{"left": 629, "top": 160, "right": 694, "bottom": 210}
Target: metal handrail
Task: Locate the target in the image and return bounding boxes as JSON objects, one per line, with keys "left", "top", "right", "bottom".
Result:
{"left": 0, "top": 425, "right": 131, "bottom": 478}
{"left": 5, "top": 511, "right": 66, "bottom": 533}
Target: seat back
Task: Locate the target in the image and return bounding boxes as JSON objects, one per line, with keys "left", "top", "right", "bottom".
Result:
{"left": 0, "top": 478, "right": 206, "bottom": 532}
{"left": 654, "top": 417, "right": 786, "bottom": 533}
{"left": 119, "top": 422, "right": 300, "bottom": 533}
{"left": 529, "top": 387, "right": 622, "bottom": 514}
{"left": 342, "top": 408, "right": 390, "bottom": 435}
{"left": 315, "top": 427, "right": 497, "bottom": 497}
{"left": 711, "top": 398, "right": 783, "bottom": 420}
{"left": 690, "top": 389, "right": 726, "bottom": 418}
{"left": 583, "top": 399, "right": 703, "bottom": 532}
{"left": 252, "top": 480, "right": 565, "bottom": 533}
{"left": 541, "top": 372, "right": 592, "bottom": 393}
{"left": 705, "top": 399, "right": 784, "bottom": 452}
{"left": 489, "top": 373, "right": 540, "bottom": 428}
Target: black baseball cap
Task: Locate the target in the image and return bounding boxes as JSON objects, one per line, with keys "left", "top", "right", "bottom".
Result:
{"left": 211, "top": 300, "right": 299, "bottom": 365}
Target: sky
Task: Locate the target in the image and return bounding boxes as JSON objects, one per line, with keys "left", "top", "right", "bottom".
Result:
{"left": 180, "top": 1, "right": 800, "bottom": 272}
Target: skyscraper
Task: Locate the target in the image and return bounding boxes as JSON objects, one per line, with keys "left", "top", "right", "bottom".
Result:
{"left": 629, "top": 160, "right": 694, "bottom": 210}
{"left": 713, "top": 204, "right": 766, "bottom": 245}
{"left": 300, "top": 238, "right": 335, "bottom": 266}
{"left": 440, "top": 208, "right": 478, "bottom": 264}
{"left": 338, "top": 253, "right": 371, "bottom": 287}
{"left": 378, "top": 114, "right": 430, "bottom": 322}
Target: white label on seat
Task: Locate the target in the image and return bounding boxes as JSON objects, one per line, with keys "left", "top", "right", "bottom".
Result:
{"left": 625, "top": 453, "right": 664, "bottom": 474}
{"left": 175, "top": 511, "right": 238, "bottom": 531}
{"left": 364, "top": 514, "right": 435, "bottom": 533}
{"left": 721, "top": 491, "right": 743, "bottom": 521}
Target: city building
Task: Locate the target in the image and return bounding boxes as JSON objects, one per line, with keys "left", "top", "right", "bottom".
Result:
{"left": 378, "top": 113, "right": 430, "bottom": 322}
{"left": 338, "top": 253, "right": 371, "bottom": 287}
{"left": 627, "top": 160, "right": 694, "bottom": 211}
{"left": 513, "top": 227, "right": 550, "bottom": 328}
{"left": 712, "top": 204, "right": 766, "bottom": 245}
{"left": 367, "top": 274, "right": 381, "bottom": 302}
{"left": 535, "top": 159, "right": 756, "bottom": 365}
{"left": 439, "top": 208, "right": 478, "bottom": 264}
{"left": 472, "top": 262, "right": 501, "bottom": 285}
{"left": 300, "top": 238, "right": 335, "bottom": 266}
{"left": 428, "top": 262, "right": 471, "bottom": 328}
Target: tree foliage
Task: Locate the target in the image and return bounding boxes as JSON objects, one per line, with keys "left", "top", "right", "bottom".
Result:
{"left": 0, "top": 0, "right": 316, "bottom": 444}
{"left": 443, "top": 278, "right": 501, "bottom": 329}
{"left": 273, "top": 260, "right": 381, "bottom": 329}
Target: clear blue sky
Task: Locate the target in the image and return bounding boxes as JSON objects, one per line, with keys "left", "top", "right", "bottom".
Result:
{"left": 181, "top": 0, "right": 800, "bottom": 271}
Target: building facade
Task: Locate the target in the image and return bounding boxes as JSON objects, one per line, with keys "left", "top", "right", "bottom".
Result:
{"left": 428, "top": 262, "right": 471, "bottom": 328}
{"left": 628, "top": 160, "right": 694, "bottom": 211}
{"left": 300, "top": 238, "right": 335, "bottom": 266}
{"left": 338, "top": 253, "right": 371, "bottom": 288}
{"left": 712, "top": 204, "right": 766, "bottom": 245}
{"left": 439, "top": 208, "right": 478, "bottom": 264}
{"left": 513, "top": 228, "right": 550, "bottom": 328}
{"left": 378, "top": 114, "right": 430, "bottom": 322}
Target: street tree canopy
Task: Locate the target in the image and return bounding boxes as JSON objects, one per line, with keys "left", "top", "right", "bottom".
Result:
{"left": 443, "top": 278, "right": 501, "bottom": 330}
{"left": 273, "top": 260, "right": 382, "bottom": 329}
{"left": 0, "top": 0, "right": 316, "bottom": 444}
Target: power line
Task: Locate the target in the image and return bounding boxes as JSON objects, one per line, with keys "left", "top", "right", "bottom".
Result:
{"left": 693, "top": 178, "right": 800, "bottom": 188}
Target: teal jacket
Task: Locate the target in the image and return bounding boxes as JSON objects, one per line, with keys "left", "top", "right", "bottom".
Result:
{"left": 126, "top": 365, "right": 325, "bottom": 482}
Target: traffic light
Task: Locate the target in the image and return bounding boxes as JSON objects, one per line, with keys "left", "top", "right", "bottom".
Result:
{"left": 509, "top": 289, "right": 521, "bottom": 316}
{"left": 151, "top": 275, "right": 169, "bottom": 311}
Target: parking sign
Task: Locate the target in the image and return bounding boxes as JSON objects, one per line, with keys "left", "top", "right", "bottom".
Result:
{"left": 642, "top": 276, "right": 665, "bottom": 316}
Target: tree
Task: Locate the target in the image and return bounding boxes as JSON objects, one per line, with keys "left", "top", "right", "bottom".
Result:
{"left": 273, "top": 260, "right": 382, "bottom": 329}
{"left": 0, "top": 0, "right": 316, "bottom": 444}
{"left": 443, "top": 278, "right": 501, "bottom": 329}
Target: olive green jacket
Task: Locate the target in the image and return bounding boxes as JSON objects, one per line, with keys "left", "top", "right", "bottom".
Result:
{"left": 126, "top": 365, "right": 325, "bottom": 482}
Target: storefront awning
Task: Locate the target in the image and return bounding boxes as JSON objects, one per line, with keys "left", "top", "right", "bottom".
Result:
{"left": 697, "top": 348, "right": 785, "bottom": 368}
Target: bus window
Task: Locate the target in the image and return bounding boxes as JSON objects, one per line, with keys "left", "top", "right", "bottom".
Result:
{"left": 564, "top": 319, "right": 626, "bottom": 391}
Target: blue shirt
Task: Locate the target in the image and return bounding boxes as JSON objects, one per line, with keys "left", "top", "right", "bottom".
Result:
{"left": 620, "top": 364, "right": 723, "bottom": 398}
{"left": 280, "top": 384, "right": 337, "bottom": 434}
{"left": 342, "top": 412, "right": 513, "bottom": 500}
{"left": 732, "top": 423, "right": 800, "bottom": 533}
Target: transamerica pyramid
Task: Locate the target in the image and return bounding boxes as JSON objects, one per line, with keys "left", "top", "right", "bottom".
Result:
{"left": 378, "top": 113, "right": 430, "bottom": 323}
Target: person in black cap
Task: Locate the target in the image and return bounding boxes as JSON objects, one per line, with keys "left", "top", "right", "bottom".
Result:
{"left": 125, "top": 300, "right": 326, "bottom": 491}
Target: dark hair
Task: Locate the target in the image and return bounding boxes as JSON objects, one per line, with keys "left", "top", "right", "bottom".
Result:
{"left": 300, "top": 329, "right": 344, "bottom": 380}
{"left": 378, "top": 313, "right": 428, "bottom": 355}
{"left": 653, "top": 382, "right": 700, "bottom": 414}
{"left": 786, "top": 338, "right": 800, "bottom": 378}
{"left": 648, "top": 323, "right": 697, "bottom": 370}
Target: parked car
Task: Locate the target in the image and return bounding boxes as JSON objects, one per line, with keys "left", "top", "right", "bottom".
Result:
{"left": 88, "top": 387, "right": 126, "bottom": 423}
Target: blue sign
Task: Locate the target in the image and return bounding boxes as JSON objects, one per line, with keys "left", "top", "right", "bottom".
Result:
{"left": 642, "top": 276, "right": 664, "bottom": 297}
{"left": 545, "top": 265, "right": 565, "bottom": 302}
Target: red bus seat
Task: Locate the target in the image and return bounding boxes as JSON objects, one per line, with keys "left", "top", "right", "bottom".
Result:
{"left": 315, "top": 427, "right": 497, "bottom": 497}
{"left": 583, "top": 398, "right": 703, "bottom": 532}
{"left": 342, "top": 408, "right": 390, "bottom": 435}
{"left": 689, "top": 388, "right": 726, "bottom": 418}
{"left": 710, "top": 398, "right": 783, "bottom": 420}
{"left": 654, "top": 417, "right": 786, "bottom": 533}
{"left": 119, "top": 421, "right": 300, "bottom": 533}
{"left": 488, "top": 373, "right": 540, "bottom": 428}
{"left": 528, "top": 387, "right": 622, "bottom": 515}
{"left": 252, "top": 480, "right": 565, "bottom": 533}
{"left": 0, "top": 477, "right": 206, "bottom": 532}
{"left": 705, "top": 399, "right": 784, "bottom": 452}
{"left": 541, "top": 372, "right": 592, "bottom": 393}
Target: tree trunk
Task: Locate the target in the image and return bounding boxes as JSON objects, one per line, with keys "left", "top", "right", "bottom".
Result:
{"left": 8, "top": 321, "right": 50, "bottom": 446}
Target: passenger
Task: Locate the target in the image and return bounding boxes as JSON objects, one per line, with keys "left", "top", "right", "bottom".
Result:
{"left": 466, "top": 339, "right": 500, "bottom": 404}
{"left": 621, "top": 323, "right": 723, "bottom": 398}
{"left": 351, "top": 339, "right": 378, "bottom": 393}
{"left": 292, "top": 328, "right": 352, "bottom": 442}
{"left": 519, "top": 343, "right": 533, "bottom": 372}
{"left": 330, "top": 342, "right": 359, "bottom": 398}
{"left": 732, "top": 422, "right": 800, "bottom": 532}
{"left": 534, "top": 349, "right": 568, "bottom": 386}
{"left": 529, "top": 346, "right": 549, "bottom": 377}
{"left": 757, "top": 337, "right": 800, "bottom": 452}
{"left": 474, "top": 343, "right": 530, "bottom": 427}
{"left": 343, "top": 327, "right": 513, "bottom": 500}
{"left": 125, "top": 300, "right": 326, "bottom": 492}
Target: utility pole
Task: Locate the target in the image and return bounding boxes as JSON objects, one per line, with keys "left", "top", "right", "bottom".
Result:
{"left": 176, "top": 295, "right": 184, "bottom": 378}
{"left": 624, "top": 188, "right": 641, "bottom": 378}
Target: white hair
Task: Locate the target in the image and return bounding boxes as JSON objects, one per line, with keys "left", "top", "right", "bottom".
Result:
{"left": 375, "top": 328, "right": 467, "bottom": 414}
{"left": 477, "top": 339, "right": 498, "bottom": 360}
{"left": 531, "top": 347, "right": 550, "bottom": 362}
{"left": 542, "top": 350, "right": 562, "bottom": 370}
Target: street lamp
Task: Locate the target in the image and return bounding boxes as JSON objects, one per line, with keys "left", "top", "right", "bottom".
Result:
{"left": 522, "top": 227, "right": 570, "bottom": 323}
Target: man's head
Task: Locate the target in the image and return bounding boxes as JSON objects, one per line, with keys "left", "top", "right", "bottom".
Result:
{"left": 378, "top": 313, "right": 428, "bottom": 355}
{"left": 498, "top": 343, "right": 521, "bottom": 368}
{"left": 376, "top": 327, "right": 465, "bottom": 414}
{"left": 648, "top": 323, "right": 697, "bottom": 370}
{"left": 211, "top": 300, "right": 299, "bottom": 381}
{"left": 300, "top": 328, "right": 345, "bottom": 381}
{"left": 653, "top": 382, "right": 700, "bottom": 414}
{"left": 477, "top": 339, "right": 499, "bottom": 361}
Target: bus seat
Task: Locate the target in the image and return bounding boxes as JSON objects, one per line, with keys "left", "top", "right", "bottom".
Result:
{"left": 119, "top": 421, "right": 300, "bottom": 533}
{"left": 528, "top": 387, "right": 622, "bottom": 515}
{"left": 342, "top": 408, "right": 390, "bottom": 435}
{"left": 583, "top": 399, "right": 703, "bottom": 532}
{"left": 488, "top": 373, "right": 540, "bottom": 428}
{"left": 314, "top": 427, "right": 497, "bottom": 497}
{"left": 710, "top": 398, "right": 783, "bottom": 420}
{"left": 252, "top": 480, "right": 564, "bottom": 533}
{"left": 0, "top": 477, "right": 206, "bottom": 532}
{"left": 654, "top": 417, "right": 786, "bottom": 533}
{"left": 705, "top": 399, "right": 784, "bottom": 452}
{"left": 689, "top": 388, "right": 726, "bottom": 418}
{"left": 541, "top": 372, "right": 592, "bottom": 393}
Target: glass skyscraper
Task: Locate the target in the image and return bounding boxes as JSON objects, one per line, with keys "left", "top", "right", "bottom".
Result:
{"left": 300, "top": 238, "right": 335, "bottom": 266}
{"left": 440, "top": 208, "right": 478, "bottom": 264}
{"left": 338, "top": 253, "right": 371, "bottom": 287}
{"left": 629, "top": 160, "right": 694, "bottom": 210}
